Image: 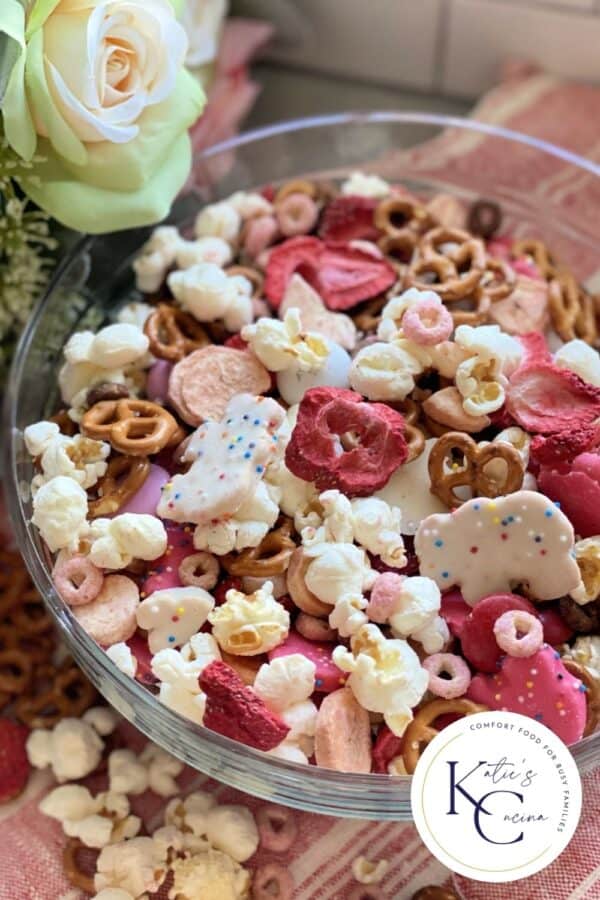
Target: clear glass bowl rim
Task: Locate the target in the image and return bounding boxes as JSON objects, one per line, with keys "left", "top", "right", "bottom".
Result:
{"left": 4, "top": 111, "right": 600, "bottom": 821}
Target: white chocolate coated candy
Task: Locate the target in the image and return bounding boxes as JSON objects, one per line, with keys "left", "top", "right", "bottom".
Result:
{"left": 276, "top": 338, "right": 351, "bottom": 405}
{"left": 375, "top": 438, "right": 448, "bottom": 535}
{"left": 415, "top": 491, "right": 582, "bottom": 605}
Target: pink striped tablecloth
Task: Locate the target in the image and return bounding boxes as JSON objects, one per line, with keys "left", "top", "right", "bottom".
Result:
{"left": 3, "top": 65, "right": 600, "bottom": 900}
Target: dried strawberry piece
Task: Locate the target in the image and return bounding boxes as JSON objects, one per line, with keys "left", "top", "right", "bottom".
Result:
{"left": 488, "top": 405, "right": 516, "bottom": 430}
{"left": 264, "top": 237, "right": 323, "bottom": 309}
{"left": 264, "top": 236, "right": 396, "bottom": 311}
{"left": 0, "top": 718, "right": 30, "bottom": 803}
{"left": 224, "top": 333, "right": 248, "bottom": 350}
{"left": 319, "top": 196, "right": 379, "bottom": 243}
{"left": 285, "top": 387, "right": 408, "bottom": 497}
{"left": 200, "top": 660, "right": 290, "bottom": 751}
{"left": 372, "top": 725, "right": 403, "bottom": 774}
{"left": 530, "top": 425, "right": 600, "bottom": 468}
{"left": 506, "top": 362, "right": 600, "bottom": 434}
{"left": 518, "top": 332, "right": 551, "bottom": 367}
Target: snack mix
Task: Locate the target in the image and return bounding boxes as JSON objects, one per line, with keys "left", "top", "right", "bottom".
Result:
{"left": 22, "top": 173, "right": 600, "bottom": 786}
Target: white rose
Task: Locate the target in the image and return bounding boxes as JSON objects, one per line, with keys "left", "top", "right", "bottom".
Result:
{"left": 42, "top": 0, "right": 188, "bottom": 144}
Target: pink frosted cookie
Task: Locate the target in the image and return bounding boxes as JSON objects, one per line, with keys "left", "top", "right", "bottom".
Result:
{"left": 467, "top": 644, "right": 587, "bottom": 745}
{"left": 415, "top": 491, "right": 581, "bottom": 605}
{"left": 73, "top": 574, "right": 139, "bottom": 646}
{"left": 268, "top": 630, "right": 346, "bottom": 693}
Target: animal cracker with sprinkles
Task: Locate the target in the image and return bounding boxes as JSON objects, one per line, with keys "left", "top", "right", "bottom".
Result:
{"left": 22, "top": 176, "right": 600, "bottom": 777}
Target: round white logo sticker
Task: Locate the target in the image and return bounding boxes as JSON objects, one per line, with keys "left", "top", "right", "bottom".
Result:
{"left": 410, "top": 711, "right": 582, "bottom": 882}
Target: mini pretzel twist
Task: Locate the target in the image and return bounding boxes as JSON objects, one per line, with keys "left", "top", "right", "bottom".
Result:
{"left": 0, "top": 551, "right": 30, "bottom": 618}
{"left": 81, "top": 398, "right": 178, "bottom": 455}
{"left": 405, "top": 254, "right": 481, "bottom": 301}
{"left": 144, "top": 303, "right": 209, "bottom": 361}
{"left": 15, "top": 661, "right": 97, "bottom": 728}
{"left": 420, "top": 226, "right": 487, "bottom": 272}
{"left": 7, "top": 584, "right": 53, "bottom": 636}
{"left": 48, "top": 409, "right": 79, "bottom": 436}
{"left": 274, "top": 178, "right": 318, "bottom": 202}
{"left": 402, "top": 698, "right": 487, "bottom": 774}
{"left": 0, "top": 648, "right": 32, "bottom": 695}
{"left": 0, "top": 623, "right": 54, "bottom": 666}
{"left": 377, "top": 231, "right": 418, "bottom": 266}
{"left": 562, "top": 659, "right": 600, "bottom": 737}
{"left": 351, "top": 295, "right": 389, "bottom": 333}
{"left": 405, "top": 422, "right": 426, "bottom": 462}
{"left": 512, "top": 238, "right": 558, "bottom": 280}
{"left": 549, "top": 272, "right": 598, "bottom": 345}
{"left": 374, "top": 197, "right": 433, "bottom": 238}
{"left": 478, "top": 257, "right": 517, "bottom": 303}
{"left": 88, "top": 454, "right": 150, "bottom": 518}
{"left": 225, "top": 265, "right": 264, "bottom": 298}
{"left": 221, "top": 519, "right": 296, "bottom": 577}
{"left": 428, "top": 432, "right": 524, "bottom": 508}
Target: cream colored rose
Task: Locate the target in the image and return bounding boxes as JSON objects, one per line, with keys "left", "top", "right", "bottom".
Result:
{"left": 42, "top": 0, "right": 187, "bottom": 144}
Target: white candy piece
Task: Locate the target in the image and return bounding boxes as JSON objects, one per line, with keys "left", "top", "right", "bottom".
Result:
{"left": 32, "top": 476, "right": 89, "bottom": 552}
{"left": 277, "top": 338, "right": 352, "bottom": 405}
{"left": 209, "top": 582, "right": 290, "bottom": 656}
{"left": 136, "top": 586, "right": 214, "bottom": 653}
{"left": 375, "top": 438, "right": 448, "bottom": 534}
{"left": 334, "top": 624, "right": 429, "bottom": 736}
{"left": 555, "top": 338, "right": 600, "bottom": 387}
{"left": 88, "top": 514, "right": 167, "bottom": 570}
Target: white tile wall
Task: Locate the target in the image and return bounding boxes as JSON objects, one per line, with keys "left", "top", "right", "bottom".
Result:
{"left": 444, "top": 0, "right": 600, "bottom": 96}
{"left": 235, "top": 0, "right": 600, "bottom": 98}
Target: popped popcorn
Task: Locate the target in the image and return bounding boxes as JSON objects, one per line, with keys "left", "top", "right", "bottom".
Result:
{"left": 117, "top": 301, "right": 154, "bottom": 329}
{"left": 26, "top": 717, "right": 104, "bottom": 782}
{"left": 88, "top": 514, "right": 167, "bottom": 570}
{"left": 94, "top": 836, "right": 168, "bottom": 897}
{"left": 328, "top": 596, "right": 369, "bottom": 638}
{"left": 253, "top": 655, "right": 316, "bottom": 713}
{"left": 175, "top": 236, "right": 233, "bottom": 269}
{"left": 25, "top": 422, "right": 109, "bottom": 493}
{"left": 555, "top": 338, "right": 600, "bottom": 387}
{"left": 132, "top": 226, "right": 181, "bottom": 293}
{"left": 65, "top": 324, "right": 149, "bottom": 371}
{"left": 31, "top": 476, "right": 89, "bottom": 552}
{"left": 333, "top": 624, "right": 429, "bottom": 736}
{"left": 349, "top": 341, "right": 426, "bottom": 401}
{"left": 106, "top": 642, "right": 138, "bottom": 678}
{"left": 228, "top": 190, "right": 274, "bottom": 219}
{"left": 139, "top": 744, "right": 184, "bottom": 798}
{"left": 571, "top": 537, "right": 600, "bottom": 605}
{"left": 241, "top": 308, "right": 329, "bottom": 373}
{"left": 352, "top": 855, "right": 389, "bottom": 885}
{"left": 561, "top": 635, "right": 600, "bottom": 677}
{"left": 193, "top": 480, "right": 281, "bottom": 556}
{"left": 153, "top": 633, "right": 221, "bottom": 724}
{"left": 341, "top": 172, "right": 390, "bottom": 198}
{"left": 136, "top": 586, "right": 214, "bottom": 653}
{"left": 108, "top": 749, "right": 149, "bottom": 796}
{"left": 455, "top": 354, "right": 507, "bottom": 416}
{"left": 194, "top": 201, "right": 241, "bottom": 243}
{"left": 40, "top": 785, "right": 140, "bottom": 849}
{"left": 387, "top": 575, "right": 449, "bottom": 654}
{"left": 303, "top": 542, "right": 376, "bottom": 607}
{"left": 167, "top": 263, "right": 253, "bottom": 333}
{"left": 454, "top": 323, "right": 523, "bottom": 376}
{"left": 82, "top": 706, "right": 119, "bottom": 737}
{"left": 204, "top": 805, "right": 259, "bottom": 863}
{"left": 169, "top": 848, "right": 251, "bottom": 900}
{"left": 208, "top": 582, "right": 290, "bottom": 655}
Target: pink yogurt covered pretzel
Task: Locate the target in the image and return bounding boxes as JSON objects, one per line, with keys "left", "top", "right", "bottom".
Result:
{"left": 401, "top": 296, "right": 454, "bottom": 345}
{"left": 53, "top": 555, "right": 104, "bottom": 607}
{"left": 493, "top": 609, "right": 544, "bottom": 657}
{"left": 422, "top": 652, "right": 471, "bottom": 699}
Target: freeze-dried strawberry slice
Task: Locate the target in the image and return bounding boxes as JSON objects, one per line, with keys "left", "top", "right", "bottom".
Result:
{"left": 319, "top": 196, "right": 379, "bottom": 243}
{"left": 518, "top": 331, "right": 551, "bottom": 367}
{"left": 506, "top": 362, "right": 600, "bottom": 434}
{"left": 200, "top": 660, "right": 290, "bottom": 751}
{"left": 285, "top": 387, "right": 408, "bottom": 496}
{"left": 0, "top": 719, "right": 30, "bottom": 803}
{"left": 264, "top": 236, "right": 396, "bottom": 310}
{"left": 224, "top": 333, "right": 248, "bottom": 350}
{"left": 530, "top": 425, "right": 600, "bottom": 468}
{"left": 372, "top": 724, "right": 403, "bottom": 774}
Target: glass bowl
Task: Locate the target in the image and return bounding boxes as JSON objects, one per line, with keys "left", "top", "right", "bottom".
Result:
{"left": 5, "top": 113, "right": 600, "bottom": 821}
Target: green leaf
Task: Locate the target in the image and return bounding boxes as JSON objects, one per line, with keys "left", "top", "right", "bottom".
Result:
{"left": 0, "top": 31, "right": 20, "bottom": 104}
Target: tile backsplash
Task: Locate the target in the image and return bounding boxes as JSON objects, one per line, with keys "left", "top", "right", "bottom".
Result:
{"left": 233, "top": 0, "right": 600, "bottom": 98}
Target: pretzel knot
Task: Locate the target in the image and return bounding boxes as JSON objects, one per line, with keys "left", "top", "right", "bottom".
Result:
{"left": 549, "top": 271, "right": 598, "bottom": 345}
{"left": 512, "top": 237, "right": 558, "bottom": 280}
{"left": 0, "top": 648, "right": 32, "bottom": 694}
{"left": 374, "top": 196, "right": 434, "bottom": 239}
{"left": 402, "top": 698, "right": 487, "bottom": 774}
{"left": 405, "top": 422, "right": 425, "bottom": 462}
{"left": 428, "top": 431, "right": 524, "bottom": 508}
{"left": 81, "top": 398, "right": 178, "bottom": 455}
{"left": 221, "top": 519, "right": 296, "bottom": 577}
{"left": 562, "top": 659, "right": 600, "bottom": 737}
{"left": 15, "top": 661, "right": 96, "bottom": 728}
{"left": 63, "top": 838, "right": 97, "bottom": 895}
{"left": 144, "top": 302, "right": 209, "bottom": 361}
{"left": 88, "top": 454, "right": 150, "bottom": 518}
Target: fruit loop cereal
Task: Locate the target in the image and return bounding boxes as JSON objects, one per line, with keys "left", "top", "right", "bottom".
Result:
{"left": 23, "top": 175, "right": 600, "bottom": 781}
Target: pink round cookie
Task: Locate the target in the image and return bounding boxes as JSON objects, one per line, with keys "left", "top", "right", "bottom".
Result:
{"left": 118, "top": 464, "right": 170, "bottom": 516}
{"left": 268, "top": 630, "right": 346, "bottom": 693}
{"left": 73, "top": 574, "right": 139, "bottom": 646}
{"left": 141, "top": 523, "right": 194, "bottom": 595}
{"left": 467, "top": 644, "right": 586, "bottom": 745}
